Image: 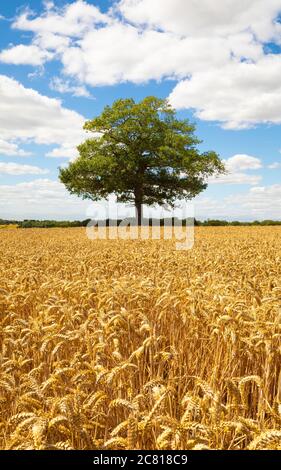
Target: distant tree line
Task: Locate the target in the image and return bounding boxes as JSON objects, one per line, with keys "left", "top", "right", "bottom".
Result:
{"left": 0, "top": 218, "right": 281, "bottom": 228}
{"left": 0, "top": 219, "right": 91, "bottom": 228}
{"left": 196, "top": 219, "right": 281, "bottom": 226}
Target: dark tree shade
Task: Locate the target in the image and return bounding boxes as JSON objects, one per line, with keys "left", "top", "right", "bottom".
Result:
{"left": 59, "top": 96, "right": 225, "bottom": 224}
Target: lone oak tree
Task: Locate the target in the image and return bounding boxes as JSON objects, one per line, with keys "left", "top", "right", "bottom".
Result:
{"left": 59, "top": 96, "right": 225, "bottom": 225}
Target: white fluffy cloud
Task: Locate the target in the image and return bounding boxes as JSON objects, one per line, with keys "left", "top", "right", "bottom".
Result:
{"left": 209, "top": 172, "right": 262, "bottom": 186}
{"left": 1, "top": 0, "right": 279, "bottom": 129}
{"left": 34, "top": 32, "right": 71, "bottom": 52}
{"left": 169, "top": 54, "right": 281, "bottom": 129}
{"left": 0, "top": 44, "right": 53, "bottom": 66}
{"left": 224, "top": 155, "right": 263, "bottom": 171}
{"left": 0, "top": 179, "right": 90, "bottom": 219}
{"left": 0, "top": 139, "right": 31, "bottom": 157}
{"left": 0, "top": 74, "right": 86, "bottom": 159}
{"left": 268, "top": 162, "right": 281, "bottom": 169}
{"left": 209, "top": 154, "right": 263, "bottom": 185}
{"left": 61, "top": 25, "right": 260, "bottom": 86}
{"left": 46, "top": 144, "right": 79, "bottom": 159}
{"left": 1, "top": 1, "right": 280, "bottom": 127}
{"left": 0, "top": 162, "right": 49, "bottom": 175}
{"left": 49, "top": 76, "right": 92, "bottom": 97}
{"left": 13, "top": 0, "right": 108, "bottom": 37}
{"left": 118, "top": 0, "right": 281, "bottom": 41}
{"left": 195, "top": 184, "right": 281, "bottom": 220}
{"left": 225, "top": 185, "right": 281, "bottom": 218}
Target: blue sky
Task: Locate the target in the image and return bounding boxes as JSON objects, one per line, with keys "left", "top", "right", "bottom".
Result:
{"left": 0, "top": 0, "right": 280, "bottom": 220}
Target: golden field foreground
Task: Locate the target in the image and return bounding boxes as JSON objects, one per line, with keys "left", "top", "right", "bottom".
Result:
{"left": 0, "top": 227, "right": 280, "bottom": 450}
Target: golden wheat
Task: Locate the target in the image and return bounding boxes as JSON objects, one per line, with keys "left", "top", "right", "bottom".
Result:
{"left": 0, "top": 226, "right": 280, "bottom": 450}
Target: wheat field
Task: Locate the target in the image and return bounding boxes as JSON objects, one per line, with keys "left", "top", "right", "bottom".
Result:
{"left": 0, "top": 227, "right": 280, "bottom": 450}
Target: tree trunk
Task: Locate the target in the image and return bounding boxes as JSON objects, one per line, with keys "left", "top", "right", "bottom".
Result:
{"left": 135, "top": 201, "right": 142, "bottom": 226}
{"left": 134, "top": 186, "right": 143, "bottom": 226}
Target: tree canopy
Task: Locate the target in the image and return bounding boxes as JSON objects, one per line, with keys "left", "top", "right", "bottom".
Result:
{"left": 59, "top": 96, "right": 225, "bottom": 224}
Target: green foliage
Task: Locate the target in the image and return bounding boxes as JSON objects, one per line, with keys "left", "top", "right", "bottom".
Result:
{"left": 59, "top": 96, "right": 225, "bottom": 222}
